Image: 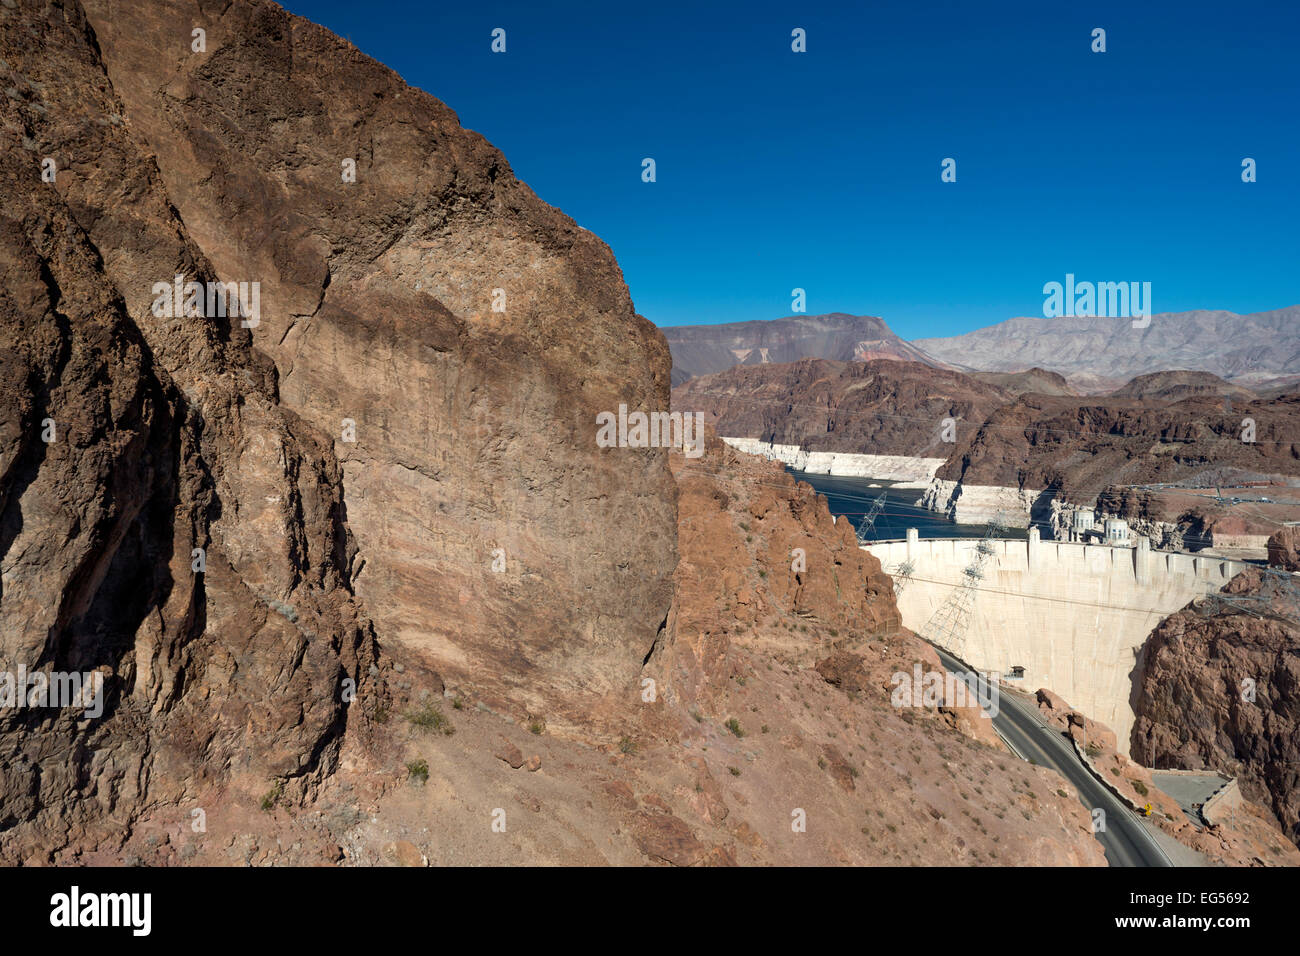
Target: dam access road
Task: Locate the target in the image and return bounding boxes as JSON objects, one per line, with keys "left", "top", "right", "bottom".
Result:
{"left": 932, "top": 646, "right": 1173, "bottom": 868}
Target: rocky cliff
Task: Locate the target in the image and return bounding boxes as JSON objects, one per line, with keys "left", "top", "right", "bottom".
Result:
{"left": 934, "top": 392, "right": 1300, "bottom": 495}
{"left": 78, "top": 0, "right": 679, "bottom": 731}
{"left": 1131, "top": 569, "right": 1300, "bottom": 848}
{"left": 1, "top": 0, "right": 381, "bottom": 857}
{"left": 1, "top": 0, "right": 673, "bottom": 857}
{"left": 1107, "top": 370, "right": 1257, "bottom": 403}
{"left": 672, "top": 357, "right": 1011, "bottom": 459}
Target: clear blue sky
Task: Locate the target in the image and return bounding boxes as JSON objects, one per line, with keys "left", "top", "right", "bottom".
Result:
{"left": 281, "top": 0, "right": 1299, "bottom": 338}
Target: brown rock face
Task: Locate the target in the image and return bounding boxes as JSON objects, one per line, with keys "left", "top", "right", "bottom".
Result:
{"left": 1, "top": 0, "right": 377, "bottom": 857}
{"left": 1267, "top": 527, "right": 1300, "bottom": 570}
{"left": 1, "top": 0, "right": 673, "bottom": 858}
{"left": 1131, "top": 570, "right": 1300, "bottom": 847}
{"left": 672, "top": 358, "right": 1011, "bottom": 458}
{"left": 77, "top": 0, "right": 677, "bottom": 729}
{"left": 938, "top": 391, "right": 1300, "bottom": 495}
{"left": 1107, "top": 370, "right": 1256, "bottom": 403}
{"left": 653, "top": 432, "right": 902, "bottom": 714}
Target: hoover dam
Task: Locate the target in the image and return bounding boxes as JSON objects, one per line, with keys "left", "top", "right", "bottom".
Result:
{"left": 865, "top": 530, "right": 1251, "bottom": 754}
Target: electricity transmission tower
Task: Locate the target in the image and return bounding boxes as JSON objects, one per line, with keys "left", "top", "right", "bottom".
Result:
{"left": 891, "top": 559, "right": 916, "bottom": 596}
{"left": 1196, "top": 567, "right": 1300, "bottom": 623}
{"left": 921, "top": 513, "right": 1006, "bottom": 660}
{"left": 854, "top": 491, "right": 888, "bottom": 545}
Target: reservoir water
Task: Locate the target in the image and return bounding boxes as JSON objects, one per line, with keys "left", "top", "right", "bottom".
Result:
{"left": 784, "top": 470, "right": 1030, "bottom": 543}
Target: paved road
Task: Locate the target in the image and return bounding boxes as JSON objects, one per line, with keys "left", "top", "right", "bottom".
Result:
{"left": 932, "top": 645, "right": 1172, "bottom": 868}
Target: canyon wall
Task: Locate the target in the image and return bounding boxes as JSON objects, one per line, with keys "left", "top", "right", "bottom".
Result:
{"left": 79, "top": 0, "right": 678, "bottom": 730}
{"left": 1, "top": 0, "right": 676, "bottom": 859}
{"left": 1131, "top": 569, "right": 1300, "bottom": 847}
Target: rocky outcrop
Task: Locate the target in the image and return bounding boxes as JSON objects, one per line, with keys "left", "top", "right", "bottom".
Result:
{"left": 665, "top": 313, "right": 946, "bottom": 385}
{"left": 1, "top": 0, "right": 379, "bottom": 859}
{"left": 78, "top": 0, "right": 678, "bottom": 731}
{"left": 928, "top": 391, "right": 1300, "bottom": 528}
{"left": 1, "top": 0, "right": 673, "bottom": 860}
{"left": 673, "top": 357, "right": 1011, "bottom": 461}
{"left": 1108, "top": 370, "right": 1256, "bottom": 403}
{"left": 936, "top": 392, "right": 1300, "bottom": 497}
{"left": 970, "top": 367, "right": 1077, "bottom": 396}
{"left": 1268, "top": 527, "right": 1300, "bottom": 570}
{"left": 1131, "top": 569, "right": 1300, "bottom": 847}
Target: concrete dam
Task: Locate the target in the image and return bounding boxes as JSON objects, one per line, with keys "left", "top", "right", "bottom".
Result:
{"left": 865, "top": 530, "right": 1250, "bottom": 756}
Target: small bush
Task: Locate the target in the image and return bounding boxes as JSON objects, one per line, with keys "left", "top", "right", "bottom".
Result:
{"left": 407, "top": 701, "right": 455, "bottom": 736}
{"left": 619, "top": 735, "right": 638, "bottom": 755}
{"left": 1132, "top": 780, "right": 1149, "bottom": 797}
{"left": 725, "top": 717, "right": 745, "bottom": 738}
{"left": 260, "top": 779, "right": 284, "bottom": 812}
{"left": 406, "top": 759, "right": 429, "bottom": 784}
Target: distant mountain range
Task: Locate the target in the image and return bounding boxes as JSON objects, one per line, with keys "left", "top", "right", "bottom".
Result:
{"left": 662, "top": 313, "right": 945, "bottom": 387}
{"left": 663, "top": 307, "right": 1300, "bottom": 394}
{"left": 913, "top": 306, "right": 1300, "bottom": 393}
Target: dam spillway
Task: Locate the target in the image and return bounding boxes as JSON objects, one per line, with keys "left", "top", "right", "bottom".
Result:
{"left": 865, "top": 529, "right": 1251, "bottom": 756}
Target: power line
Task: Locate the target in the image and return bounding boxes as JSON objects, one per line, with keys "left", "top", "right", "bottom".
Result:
{"left": 899, "top": 572, "right": 1246, "bottom": 618}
